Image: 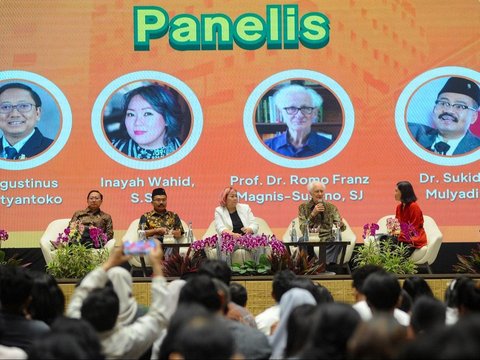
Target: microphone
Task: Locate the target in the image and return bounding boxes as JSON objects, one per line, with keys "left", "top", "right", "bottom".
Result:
{"left": 434, "top": 141, "right": 450, "bottom": 155}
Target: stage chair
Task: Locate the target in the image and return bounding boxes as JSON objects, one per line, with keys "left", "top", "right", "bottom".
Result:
{"left": 39, "top": 218, "right": 115, "bottom": 267}
{"left": 122, "top": 218, "right": 194, "bottom": 276}
{"left": 376, "top": 215, "right": 443, "bottom": 273}
{"left": 282, "top": 217, "right": 357, "bottom": 273}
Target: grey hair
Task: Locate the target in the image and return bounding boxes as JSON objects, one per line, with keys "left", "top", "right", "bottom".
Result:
{"left": 273, "top": 84, "right": 323, "bottom": 109}
{"left": 307, "top": 181, "right": 326, "bottom": 193}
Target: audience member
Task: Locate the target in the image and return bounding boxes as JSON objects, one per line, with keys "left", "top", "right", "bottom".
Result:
{"left": 66, "top": 241, "right": 169, "bottom": 359}
{"left": 398, "top": 289, "right": 413, "bottom": 314}
{"left": 351, "top": 265, "right": 410, "bottom": 326}
{"left": 230, "top": 282, "right": 248, "bottom": 307}
{"left": 402, "top": 275, "right": 434, "bottom": 302}
{"left": 456, "top": 277, "right": 480, "bottom": 316}
{"left": 348, "top": 313, "right": 408, "bottom": 360}
{"left": 269, "top": 287, "right": 317, "bottom": 359}
{"left": 107, "top": 266, "right": 148, "bottom": 326}
{"left": 284, "top": 303, "right": 317, "bottom": 358}
{"left": 27, "top": 271, "right": 65, "bottom": 326}
{"left": 299, "top": 302, "right": 361, "bottom": 360}
{"left": 409, "top": 296, "right": 446, "bottom": 336}
{"left": 0, "top": 266, "right": 50, "bottom": 351}
{"left": 255, "top": 269, "right": 296, "bottom": 335}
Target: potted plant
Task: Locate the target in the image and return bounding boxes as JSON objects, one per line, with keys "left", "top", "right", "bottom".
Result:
{"left": 46, "top": 221, "right": 110, "bottom": 279}
{"left": 453, "top": 244, "right": 480, "bottom": 274}
{"left": 352, "top": 220, "right": 417, "bottom": 274}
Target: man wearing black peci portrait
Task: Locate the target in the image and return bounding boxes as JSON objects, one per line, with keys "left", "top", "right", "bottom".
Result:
{"left": 408, "top": 77, "right": 480, "bottom": 156}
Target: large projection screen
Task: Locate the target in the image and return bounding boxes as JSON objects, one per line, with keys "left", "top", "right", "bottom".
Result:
{"left": 1, "top": 0, "right": 479, "bottom": 248}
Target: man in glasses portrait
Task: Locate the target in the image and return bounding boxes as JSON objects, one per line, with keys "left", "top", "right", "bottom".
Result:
{"left": 264, "top": 83, "right": 333, "bottom": 158}
{"left": 0, "top": 82, "right": 53, "bottom": 160}
{"left": 408, "top": 77, "right": 480, "bottom": 156}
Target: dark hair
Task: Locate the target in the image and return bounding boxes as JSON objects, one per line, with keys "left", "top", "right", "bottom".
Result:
{"left": 351, "top": 265, "right": 385, "bottom": 293}
{"left": 0, "top": 82, "right": 42, "bottom": 107}
{"left": 300, "top": 303, "right": 361, "bottom": 360}
{"left": 198, "top": 259, "right": 232, "bottom": 285}
{"left": 396, "top": 181, "right": 418, "bottom": 203}
{"left": 0, "top": 265, "right": 33, "bottom": 312}
{"left": 272, "top": 269, "right": 297, "bottom": 302}
{"left": 122, "top": 83, "right": 181, "bottom": 145}
{"left": 285, "top": 304, "right": 316, "bottom": 357}
{"left": 398, "top": 289, "right": 413, "bottom": 313}
{"left": 410, "top": 296, "right": 446, "bottom": 335}
{"left": 27, "top": 333, "right": 96, "bottom": 360}
{"left": 290, "top": 277, "right": 333, "bottom": 304}
{"left": 403, "top": 276, "right": 434, "bottom": 302}
{"left": 87, "top": 189, "right": 103, "bottom": 200}
{"left": 50, "top": 317, "right": 104, "bottom": 359}
{"left": 229, "top": 282, "right": 248, "bottom": 307}
{"left": 28, "top": 272, "right": 65, "bottom": 326}
{"left": 178, "top": 274, "right": 222, "bottom": 313}
{"left": 363, "top": 272, "right": 401, "bottom": 312}
{"left": 445, "top": 276, "right": 471, "bottom": 308}
{"left": 158, "top": 304, "right": 211, "bottom": 360}
{"left": 174, "top": 314, "right": 235, "bottom": 360}
{"left": 456, "top": 278, "right": 480, "bottom": 314}
{"left": 81, "top": 286, "right": 119, "bottom": 332}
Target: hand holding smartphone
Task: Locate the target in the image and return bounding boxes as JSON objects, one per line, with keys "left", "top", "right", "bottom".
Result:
{"left": 123, "top": 239, "right": 156, "bottom": 255}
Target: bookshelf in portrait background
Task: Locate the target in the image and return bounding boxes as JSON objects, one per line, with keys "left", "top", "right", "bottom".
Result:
{"left": 255, "top": 79, "right": 344, "bottom": 141}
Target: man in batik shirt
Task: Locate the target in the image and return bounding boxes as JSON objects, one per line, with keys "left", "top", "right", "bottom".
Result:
{"left": 139, "top": 187, "right": 184, "bottom": 243}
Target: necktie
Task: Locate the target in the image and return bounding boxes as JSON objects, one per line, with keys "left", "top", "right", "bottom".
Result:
{"left": 434, "top": 141, "right": 450, "bottom": 155}
{"left": 5, "top": 146, "right": 18, "bottom": 159}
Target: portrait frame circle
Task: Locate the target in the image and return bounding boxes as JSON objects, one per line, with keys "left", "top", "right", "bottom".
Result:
{"left": 244, "top": 69, "right": 354, "bottom": 168}
{"left": 92, "top": 71, "right": 203, "bottom": 170}
{"left": 0, "top": 70, "right": 71, "bottom": 170}
{"left": 395, "top": 66, "right": 479, "bottom": 166}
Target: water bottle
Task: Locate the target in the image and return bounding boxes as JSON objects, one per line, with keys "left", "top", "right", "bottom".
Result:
{"left": 187, "top": 222, "right": 194, "bottom": 243}
{"left": 304, "top": 219, "right": 310, "bottom": 242}
{"left": 290, "top": 220, "right": 298, "bottom": 242}
{"left": 137, "top": 223, "right": 146, "bottom": 242}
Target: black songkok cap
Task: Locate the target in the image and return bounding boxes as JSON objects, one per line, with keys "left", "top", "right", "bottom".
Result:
{"left": 152, "top": 188, "right": 167, "bottom": 197}
{"left": 438, "top": 77, "right": 480, "bottom": 105}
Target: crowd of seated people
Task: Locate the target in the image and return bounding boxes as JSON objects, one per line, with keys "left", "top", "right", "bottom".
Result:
{"left": 1, "top": 239, "right": 480, "bottom": 359}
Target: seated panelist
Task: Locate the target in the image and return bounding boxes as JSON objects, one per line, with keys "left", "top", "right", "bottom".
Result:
{"left": 214, "top": 186, "right": 259, "bottom": 238}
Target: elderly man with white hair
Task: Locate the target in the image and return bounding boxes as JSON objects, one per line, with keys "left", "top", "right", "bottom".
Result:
{"left": 298, "top": 181, "right": 346, "bottom": 266}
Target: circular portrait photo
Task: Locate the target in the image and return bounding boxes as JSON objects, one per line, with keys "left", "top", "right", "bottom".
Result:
{"left": 244, "top": 70, "right": 354, "bottom": 169}
{"left": 0, "top": 71, "right": 71, "bottom": 170}
{"left": 92, "top": 71, "right": 203, "bottom": 170}
{"left": 396, "top": 67, "right": 479, "bottom": 166}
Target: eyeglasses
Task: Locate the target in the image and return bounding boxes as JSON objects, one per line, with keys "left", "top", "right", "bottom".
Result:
{"left": 283, "top": 106, "right": 316, "bottom": 115}
{"left": 434, "top": 100, "right": 477, "bottom": 112}
{"left": 0, "top": 103, "right": 36, "bottom": 114}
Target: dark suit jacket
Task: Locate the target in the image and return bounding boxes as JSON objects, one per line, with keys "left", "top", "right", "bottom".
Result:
{"left": 0, "top": 127, "right": 53, "bottom": 159}
{"left": 408, "top": 123, "right": 480, "bottom": 155}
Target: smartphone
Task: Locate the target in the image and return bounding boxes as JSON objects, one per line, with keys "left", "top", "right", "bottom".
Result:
{"left": 123, "top": 239, "right": 156, "bottom": 255}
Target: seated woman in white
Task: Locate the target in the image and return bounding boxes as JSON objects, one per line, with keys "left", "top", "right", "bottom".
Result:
{"left": 214, "top": 186, "right": 259, "bottom": 263}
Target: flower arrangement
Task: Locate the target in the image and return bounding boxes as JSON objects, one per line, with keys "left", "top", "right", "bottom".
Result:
{"left": 52, "top": 220, "right": 108, "bottom": 249}
{"left": 47, "top": 221, "right": 110, "bottom": 278}
{"left": 354, "top": 219, "right": 418, "bottom": 274}
{"left": 0, "top": 229, "right": 28, "bottom": 267}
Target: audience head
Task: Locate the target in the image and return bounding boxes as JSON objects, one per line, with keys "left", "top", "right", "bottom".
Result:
{"left": 456, "top": 277, "right": 480, "bottom": 315}
{"left": 290, "top": 277, "right": 333, "bottom": 304}
{"left": 363, "top": 272, "right": 401, "bottom": 313}
{"left": 198, "top": 259, "right": 232, "bottom": 285}
{"left": 229, "top": 282, "right": 248, "bottom": 307}
{"left": 398, "top": 289, "right": 413, "bottom": 314}
{"left": 107, "top": 266, "right": 137, "bottom": 325}
{"left": 348, "top": 313, "right": 408, "bottom": 360}
{"left": 178, "top": 274, "right": 222, "bottom": 313}
{"left": 301, "top": 302, "right": 361, "bottom": 360}
{"left": 410, "top": 296, "right": 446, "bottom": 336}
{"left": 172, "top": 313, "right": 236, "bottom": 360}
{"left": 27, "top": 333, "right": 99, "bottom": 360}
{"left": 285, "top": 303, "right": 317, "bottom": 358}
{"left": 402, "top": 276, "right": 434, "bottom": 302}
{"left": 28, "top": 271, "right": 65, "bottom": 326}
{"left": 351, "top": 264, "right": 385, "bottom": 298}
{"left": 272, "top": 269, "right": 297, "bottom": 303}
{"left": 0, "top": 265, "right": 33, "bottom": 313}
{"left": 81, "top": 284, "right": 119, "bottom": 332}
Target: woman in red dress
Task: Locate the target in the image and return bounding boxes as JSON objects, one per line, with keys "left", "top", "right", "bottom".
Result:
{"left": 394, "top": 181, "right": 427, "bottom": 256}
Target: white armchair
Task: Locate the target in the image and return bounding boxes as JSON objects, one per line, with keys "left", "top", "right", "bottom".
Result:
{"left": 282, "top": 217, "right": 357, "bottom": 273}
{"left": 39, "top": 218, "right": 116, "bottom": 267}
{"left": 376, "top": 215, "right": 443, "bottom": 273}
